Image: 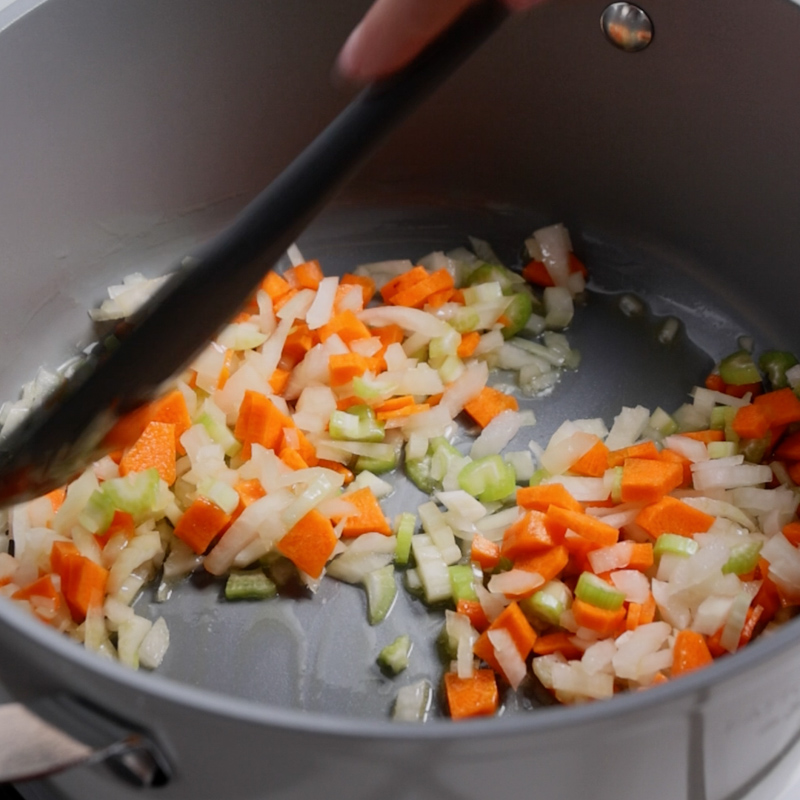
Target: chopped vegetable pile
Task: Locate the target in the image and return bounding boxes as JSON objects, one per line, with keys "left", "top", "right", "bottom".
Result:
{"left": 2, "top": 223, "right": 800, "bottom": 721}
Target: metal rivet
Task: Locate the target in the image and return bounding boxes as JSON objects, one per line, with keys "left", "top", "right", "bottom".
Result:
{"left": 601, "top": 3, "right": 653, "bottom": 52}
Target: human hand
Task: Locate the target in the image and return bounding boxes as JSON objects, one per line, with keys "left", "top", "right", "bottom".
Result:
{"left": 336, "top": 0, "right": 545, "bottom": 83}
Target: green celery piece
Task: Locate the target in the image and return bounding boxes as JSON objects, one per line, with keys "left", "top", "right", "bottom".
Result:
{"left": 501, "top": 292, "right": 533, "bottom": 340}
{"left": 101, "top": 469, "right": 160, "bottom": 520}
{"left": 719, "top": 350, "right": 761, "bottom": 386}
{"left": 464, "top": 262, "right": 517, "bottom": 292}
{"left": 197, "top": 412, "right": 242, "bottom": 457}
{"left": 740, "top": 435, "right": 769, "bottom": 464}
{"left": 405, "top": 455, "right": 436, "bottom": 493}
{"left": 377, "top": 634, "right": 412, "bottom": 675}
{"left": 394, "top": 513, "right": 416, "bottom": 566}
{"left": 451, "top": 307, "right": 481, "bottom": 333}
{"left": 355, "top": 452, "right": 396, "bottom": 474}
{"left": 722, "top": 541, "right": 763, "bottom": 575}
{"left": 710, "top": 406, "right": 740, "bottom": 444}
{"left": 363, "top": 564, "right": 397, "bottom": 625}
{"left": 708, "top": 441, "right": 738, "bottom": 459}
{"left": 430, "top": 437, "right": 461, "bottom": 481}
{"left": 448, "top": 565, "right": 478, "bottom": 602}
{"left": 520, "top": 589, "right": 565, "bottom": 626}
{"left": 759, "top": 350, "right": 799, "bottom": 391}
{"left": 650, "top": 407, "right": 678, "bottom": 437}
{"left": 653, "top": 533, "right": 699, "bottom": 558}
{"left": 528, "top": 468, "right": 549, "bottom": 487}
{"left": 608, "top": 466, "right": 624, "bottom": 504}
{"left": 457, "top": 455, "right": 516, "bottom": 503}
{"left": 329, "top": 410, "right": 362, "bottom": 440}
{"left": 574, "top": 572, "right": 626, "bottom": 611}
{"left": 79, "top": 489, "right": 116, "bottom": 535}
{"left": 225, "top": 570, "right": 277, "bottom": 601}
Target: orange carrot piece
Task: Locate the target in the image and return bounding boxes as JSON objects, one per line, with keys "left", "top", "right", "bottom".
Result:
{"left": 739, "top": 604, "right": 764, "bottom": 647}
{"left": 294, "top": 429, "right": 318, "bottom": 466}
{"left": 783, "top": 521, "right": 800, "bottom": 547}
{"left": 754, "top": 388, "right": 800, "bottom": 426}
{"left": 444, "top": 670, "right": 499, "bottom": 720}
{"left": 425, "top": 287, "right": 455, "bottom": 309}
{"left": 45, "top": 487, "right": 67, "bottom": 512}
{"left": 570, "top": 438, "right": 610, "bottom": 477}
{"left": 671, "top": 630, "right": 713, "bottom": 676}
{"left": 657, "top": 448, "right": 693, "bottom": 487}
{"left": 149, "top": 389, "right": 192, "bottom": 455}
{"left": 463, "top": 386, "right": 519, "bottom": 429}
{"left": 456, "top": 598, "right": 490, "bottom": 633}
{"left": 620, "top": 457, "right": 684, "bottom": 504}
{"left": 562, "top": 532, "right": 597, "bottom": 575}
{"left": 388, "top": 269, "right": 454, "bottom": 309}
{"left": 371, "top": 324, "right": 405, "bottom": 349}
{"left": 95, "top": 510, "right": 136, "bottom": 548}
{"left": 273, "top": 288, "right": 299, "bottom": 312}
{"left": 282, "top": 322, "right": 317, "bottom": 365}
{"left": 318, "top": 309, "right": 372, "bottom": 345}
{"left": 502, "top": 510, "right": 562, "bottom": 559}
{"left": 119, "top": 421, "right": 177, "bottom": 485}
{"left": 12, "top": 575, "right": 60, "bottom": 606}
{"left": 571, "top": 598, "right": 626, "bottom": 637}
{"left": 316, "top": 459, "right": 355, "bottom": 485}
{"left": 328, "top": 352, "right": 370, "bottom": 387}
{"left": 532, "top": 632, "right": 583, "bottom": 660}
{"left": 545, "top": 506, "right": 619, "bottom": 548}
{"left": 216, "top": 348, "right": 236, "bottom": 390}
{"left": 374, "top": 395, "right": 415, "bottom": 414}
{"left": 724, "top": 381, "right": 763, "bottom": 399}
{"left": 261, "top": 271, "right": 293, "bottom": 301}
{"left": 470, "top": 533, "right": 501, "bottom": 571}
{"left": 607, "top": 440, "right": 661, "bottom": 468}
{"left": 516, "top": 484, "right": 583, "bottom": 514}
{"left": 473, "top": 602, "right": 537, "bottom": 680}
{"left": 775, "top": 431, "right": 800, "bottom": 460}
{"left": 627, "top": 542, "right": 655, "bottom": 571}
{"left": 732, "top": 404, "right": 771, "bottom": 440}
{"left": 521, "top": 253, "right": 588, "bottom": 287}
{"left": 269, "top": 368, "right": 291, "bottom": 396}
{"left": 379, "top": 266, "right": 429, "bottom": 302}
{"left": 514, "top": 545, "right": 570, "bottom": 581}
{"left": 330, "top": 487, "right": 392, "bottom": 537}
{"left": 234, "top": 391, "right": 294, "bottom": 459}
{"left": 50, "top": 540, "right": 80, "bottom": 577}
{"left": 279, "top": 447, "right": 309, "bottom": 471}
{"left": 376, "top": 403, "right": 430, "bottom": 421}
{"left": 635, "top": 495, "right": 715, "bottom": 538}
{"left": 457, "top": 331, "right": 481, "bottom": 359}
{"left": 680, "top": 429, "right": 725, "bottom": 444}
{"left": 174, "top": 496, "right": 231, "bottom": 554}
{"left": 276, "top": 509, "right": 338, "bottom": 579}
{"left": 62, "top": 555, "right": 109, "bottom": 623}
{"left": 705, "top": 373, "right": 726, "bottom": 392}
{"left": 285, "top": 259, "right": 324, "bottom": 291}
{"left": 235, "top": 478, "right": 266, "bottom": 507}
{"left": 340, "top": 273, "right": 376, "bottom": 306}
{"left": 625, "top": 602, "right": 643, "bottom": 631}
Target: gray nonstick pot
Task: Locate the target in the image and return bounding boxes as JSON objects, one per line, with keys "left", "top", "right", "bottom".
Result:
{"left": 1, "top": 0, "right": 800, "bottom": 798}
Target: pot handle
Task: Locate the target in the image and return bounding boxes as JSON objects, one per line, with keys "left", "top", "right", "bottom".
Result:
{"left": 0, "top": 696, "right": 170, "bottom": 787}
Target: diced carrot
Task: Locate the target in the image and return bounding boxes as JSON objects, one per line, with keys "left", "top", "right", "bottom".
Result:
{"left": 174, "top": 496, "right": 231, "bottom": 554}
{"left": 276, "top": 509, "right": 338, "bottom": 579}
{"left": 463, "top": 386, "right": 519, "bottom": 429}
{"left": 739, "top": 604, "right": 764, "bottom": 647}
{"left": 269, "top": 368, "right": 291, "bottom": 395}
{"left": 149, "top": 389, "right": 192, "bottom": 455}
{"left": 216, "top": 348, "right": 236, "bottom": 390}
{"left": 496, "top": 314, "right": 512, "bottom": 329}
{"left": 45, "top": 487, "right": 67, "bottom": 512}
{"left": 657, "top": 449, "right": 693, "bottom": 487}
{"left": 379, "top": 266, "right": 429, "bottom": 303}
{"left": 119, "top": 421, "right": 177, "bottom": 485}
{"left": 753, "top": 559, "right": 781, "bottom": 625}
{"left": 470, "top": 533, "right": 501, "bottom": 572}
{"left": 607, "top": 440, "right": 661, "bottom": 468}
{"left": 641, "top": 592, "right": 657, "bottom": 625}
{"left": 723, "top": 381, "right": 763, "bottom": 399}
{"left": 293, "top": 429, "right": 318, "bottom": 467}
{"left": 340, "top": 273, "right": 376, "bottom": 306}
{"left": 12, "top": 575, "right": 60, "bottom": 606}
{"left": 234, "top": 390, "right": 294, "bottom": 459}
{"left": 389, "top": 269, "right": 454, "bottom": 309}
{"left": 732, "top": 403, "right": 771, "bottom": 440}
{"left": 571, "top": 598, "right": 626, "bottom": 637}
{"left": 563, "top": 532, "right": 597, "bottom": 575}
{"left": 570, "top": 439, "right": 610, "bottom": 477}
{"left": 514, "top": 545, "right": 569, "bottom": 582}
{"left": 473, "top": 602, "right": 537, "bottom": 680}
{"left": 545, "top": 506, "right": 619, "bottom": 548}
{"left": 635, "top": 495, "right": 715, "bottom": 538}
{"left": 625, "top": 602, "right": 642, "bottom": 631}
{"left": 374, "top": 395, "right": 415, "bottom": 414}
{"left": 285, "top": 259, "right": 324, "bottom": 291}
{"left": 96, "top": 510, "right": 136, "bottom": 548}
{"left": 272, "top": 287, "right": 299, "bottom": 312}
{"left": 456, "top": 598, "right": 490, "bottom": 632}
{"left": 427, "top": 392, "right": 443, "bottom": 407}
{"left": 679, "top": 429, "right": 725, "bottom": 444}
{"left": 330, "top": 487, "right": 392, "bottom": 537}
{"left": 775, "top": 431, "right": 800, "bottom": 461}
{"left": 261, "top": 271, "right": 293, "bottom": 301}
{"left": 444, "top": 670, "right": 499, "bottom": 720}
{"left": 457, "top": 331, "right": 481, "bottom": 359}
{"left": 61, "top": 554, "right": 108, "bottom": 623}
{"left": 376, "top": 403, "right": 430, "bottom": 421}
{"left": 450, "top": 289, "right": 465, "bottom": 305}
{"left": 620, "top": 457, "right": 684, "bottom": 504}
{"left": 50, "top": 540, "right": 80, "bottom": 576}
{"left": 704, "top": 373, "right": 726, "bottom": 392}
{"left": 532, "top": 632, "right": 583, "bottom": 660}
{"left": 235, "top": 478, "right": 266, "bottom": 507}
{"left": 783, "top": 521, "right": 800, "bottom": 547}
{"left": 318, "top": 309, "right": 372, "bottom": 345}
{"left": 627, "top": 542, "right": 655, "bottom": 571}
{"left": 371, "top": 324, "right": 405, "bottom": 349}
{"left": 754, "top": 388, "right": 800, "bottom": 426}
{"left": 329, "top": 352, "right": 370, "bottom": 387}
{"left": 521, "top": 253, "right": 588, "bottom": 287}
{"left": 279, "top": 447, "right": 309, "bottom": 471}
{"left": 101, "top": 402, "right": 156, "bottom": 451}
{"left": 516, "top": 484, "right": 583, "bottom": 514}
{"left": 316, "top": 459, "right": 355, "bottom": 485}
{"left": 502, "top": 510, "right": 562, "bottom": 559}
{"left": 425, "top": 287, "right": 455, "bottom": 309}
{"left": 282, "top": 322, "right": 317, "bottom": 365}
{"left": 671, "top": 630, "right": 713, "bottom": 676}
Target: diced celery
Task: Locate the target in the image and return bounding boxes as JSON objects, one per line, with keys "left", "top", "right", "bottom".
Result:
{"left": 438, "top": 354, "right": 465, "bottom": 384}
{"left": 197, "top": 412, "right": 242, "bottom": 457}
{"left": 198, "top": 480, "right": 240, "bottom": 515}
{"left": 363, "top": 564, "right": 397, "bottom": 624}
{"left": 501, "top": 293, "right": 533, "bottom": 340}
{"left": 650, "top": 407, "right": 678, "bottom": 437}
{"left": 722, "top": 541, "right": 763, "bottom": 575}
{"left": 377, "top": 634, "right": 412, "bottom": 675}
{"left": 329, "top": 408, "right": 385, "bottom": 443}
{"left": 740, "top": 436, "right": 769, "bottom": 464}
{"left": 393, "top": 679, "right": 432, "bottom": 722}
{"left": 529, "top": 468, "right": 549, "bottom": 487}
{"left": 429, "top": 329, "right": 461, "bottom": 362}
{"left": 355, "top": 451, "right": 397, "bottom": 474}
{"left": 574, "top": 572, "right": 626, "bottom": 611}
{"left": 464, "top": 263, "right": 517, "bottom": 292}
{"left": 394, "top": 512, "right": 416, "bottom": 566}
{"left": 405, "top": 454, "right": 436, "bottom": 493}
{"left": 719, "top": 350, "right": 761, "bottom": 386}
{"left": 411, "top": 534, "right": 452, "bottom": 604}
{"left": 608, "top": 466, "right": 623, "bottom": 504}
{"left": 225, "top": 570, "right": 277, "bottom": 600}
{"left": 520, "top": 580, "right": 571, "bottom": 625}
{"left": 759, "top": 350, "right": 798, "bottom": 391}
{"left": 457, "top": 455, "right": 516, "bottom": 503}
{"left": 329, "top": 409, "right": 361, "bottom": 440}
{"left": 653, "top": 533, "right": 699, "bottom": 558}
{"left": 451, "top": 307, "right": 481, "bottom": 333}
{"left": 448, "top": 565, "right": 478, "bottom": 602}
{"left": 79, "top": 489, "right": 116, "bottom": 535}
{"left": 463, "top": 281, "right": 503, "bottom": 305}
{"left": 708, "top": 441, "right": 738, "bottom": 459}
{"left": 101, "top": 469, "right": 160, "bottom": 520}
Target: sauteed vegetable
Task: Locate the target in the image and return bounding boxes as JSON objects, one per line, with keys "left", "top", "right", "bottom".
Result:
{"left": 2, "top": 225, "right": 800, "bottom": 720}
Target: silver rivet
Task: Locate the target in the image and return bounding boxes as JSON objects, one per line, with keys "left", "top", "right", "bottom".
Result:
{"left": 601, "top": 3, "right": 653, "bottom": 52}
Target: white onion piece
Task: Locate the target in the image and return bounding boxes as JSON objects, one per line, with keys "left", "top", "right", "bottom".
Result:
{"left": 588, "top": 541, "right": 634, "bottom": 574}
{"left": 439, "top": 361, "right": 489, "bottom": 418}
{"left": 551, "top": 662, "right": 614, "bottom": 701}
{"left": 610, "top": 569, "right": 650, "bottom": 604}
{"left": 488, "top": 628, "right": 527, "bottom": 690}
{"left": 359, "top": 306, "right": 452, "bottom": 337}
{"left": 435, "top": 490, "right": 487, "bottom": 522}
{"left": 534, "top": 223, "right": 571, "bottom": 288}
{"left": 604, "top": 406, "right": 652, "bottom": 451}
{"left": 719, "top": 592, "right": 752, "bottom": 652}
{"left": 276, "top": 288, "right": 315, "bottom": 322}
{"left": 581, "top": 639, "right": 617, "bottom": 675}
{"left": 470, "top": 410, "right": 522, "bottom": 460}
{"left": 545, "top": 475, "right": 610, "bottom": 503}
{"left": 664, "top": 435, "right": 709, "bottom": 463}
{"left": 541, "top": 431, "right": 597, "bottom": 475}
{"left": 487, "top": 569, "right": 544, "bottom": 597}
{"left": 612, "top": 622, "right": 671, "bottom": 680}
{"left": 476, "top": 583, "right": 509, "bottom": 623}
{"left": 305, "top": 276, "right": 339, "bottom": 330}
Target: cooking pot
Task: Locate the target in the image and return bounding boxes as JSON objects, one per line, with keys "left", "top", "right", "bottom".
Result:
{"left": 1, "top": 0, "right": 800, "bottom": 798}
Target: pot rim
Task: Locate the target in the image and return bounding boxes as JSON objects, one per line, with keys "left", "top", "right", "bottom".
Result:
{"left": 1, "top": 595, "right": 798, "bottom": 740}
